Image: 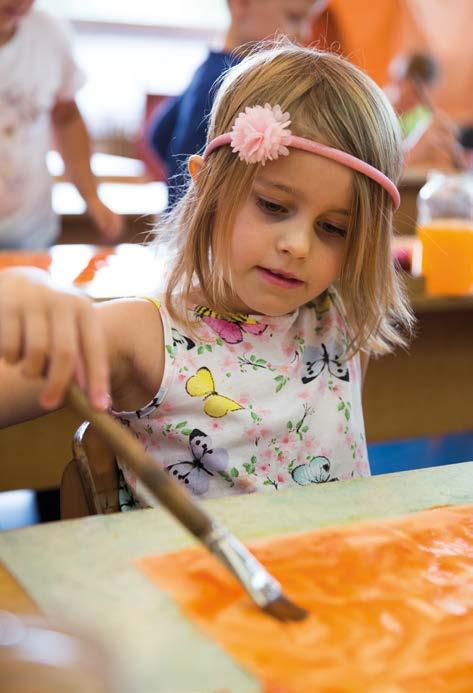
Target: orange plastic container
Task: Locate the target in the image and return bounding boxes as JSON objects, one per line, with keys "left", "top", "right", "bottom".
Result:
{"left": 417, "top": 218, "right": 473, "bottom": 295}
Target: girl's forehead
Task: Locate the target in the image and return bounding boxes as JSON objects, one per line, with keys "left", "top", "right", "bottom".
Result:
{"left": 254, "top": 150, "right": 353, "bottom": 210}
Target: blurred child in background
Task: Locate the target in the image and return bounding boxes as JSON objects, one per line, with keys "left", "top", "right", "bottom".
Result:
{"left": 147, "top": 0, "right": 319, "bottom": 208}
{"left": 0, "top": 0, "right": 123, "bottom": 249}
{"left": 386, "top": 52, "right": 464, "bottom": 170}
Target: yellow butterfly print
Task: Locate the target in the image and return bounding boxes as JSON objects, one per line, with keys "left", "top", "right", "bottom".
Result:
{"left": 185, "top": 367, "right": 243, "bottom": 418}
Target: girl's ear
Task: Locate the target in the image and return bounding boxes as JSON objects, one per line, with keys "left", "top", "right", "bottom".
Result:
{"left": 188, "top": 154, "right": 205, "bottom": 181}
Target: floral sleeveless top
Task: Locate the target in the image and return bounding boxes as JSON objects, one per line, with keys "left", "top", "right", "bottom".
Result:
{"left": 114, "top": 291, "right": 370, "bottom": 510}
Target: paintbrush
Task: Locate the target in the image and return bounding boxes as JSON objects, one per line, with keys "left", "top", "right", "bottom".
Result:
{"left": 66, "top": 382, "right": 307, "bottom": 623}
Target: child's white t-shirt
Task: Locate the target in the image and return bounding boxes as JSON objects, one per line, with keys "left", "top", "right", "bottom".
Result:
{"left": 0, "top": 10, "right": 85, "bottom": 248}
{"left": 114, "top": 291, "right": 370, "bottom": 509}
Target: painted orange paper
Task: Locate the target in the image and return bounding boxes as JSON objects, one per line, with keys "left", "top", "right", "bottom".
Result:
{"left": 73, "top": 249, "right": 114, "bottom": 285}
{"left": 0, "top": 252, "right": 51, "bottom": 271}
{"left": 138, "top": 506, "right": 473, "bottom": 691}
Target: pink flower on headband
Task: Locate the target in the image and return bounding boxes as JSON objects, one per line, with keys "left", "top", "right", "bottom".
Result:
{"left": 230, "top": 103, "right": 292, "bottom": 165}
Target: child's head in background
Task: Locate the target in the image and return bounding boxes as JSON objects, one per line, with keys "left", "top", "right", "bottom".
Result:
{"left": 386, "top": 52, "right": 440, "bottom": 114}
{"left": 0, "top": 0, "right": 34, "bottom": 44}
{"left": 160, "top": 44, "right": 411, "bottom": 356}
{"left": 225, "top": 0, "right": 316, "bottom": 47}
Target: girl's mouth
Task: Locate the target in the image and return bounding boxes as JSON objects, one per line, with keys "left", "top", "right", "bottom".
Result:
{"left": 256, "top": 266, "right": 304, "bottom": 289}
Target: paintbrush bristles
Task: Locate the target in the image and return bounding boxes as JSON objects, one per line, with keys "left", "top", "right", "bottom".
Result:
{"left": 263, "top": 595, "right": 309, "bottom": 622}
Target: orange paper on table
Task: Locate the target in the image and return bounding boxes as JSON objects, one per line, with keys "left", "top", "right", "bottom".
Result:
{"left": 73, "top": 249, "right": 114, "bottom": 285}
{"left": 137, "top": 505, "right": 473, "bottom": 692}
{"left": 0, "top": 252, "right": 51, "bottom": 271}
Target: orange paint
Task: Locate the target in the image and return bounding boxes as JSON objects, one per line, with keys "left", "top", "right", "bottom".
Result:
{"left": 138, "top": 505, "right": 473, "bottom": 691}
{"left": 73, "top": 249, "right": 114, "bottom": 285}
{"left": 0, "top": 252, "right": 51, "bottom": 271}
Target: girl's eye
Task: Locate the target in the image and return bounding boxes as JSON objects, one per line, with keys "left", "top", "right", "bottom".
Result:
{"left": 319, "top": 221, "right": 347, "bottom": 238}
{"left": 257, "top": 197, "right": 288, "bottom": 216}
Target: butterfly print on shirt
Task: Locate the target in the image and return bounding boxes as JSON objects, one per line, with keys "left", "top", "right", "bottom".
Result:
{"left": 291, "top": 457, "right": 339, "bottom": 485}
{"left": 301, "top": 343, "right": 349, "bottom": 384}
{"left": 172, "top": 327, "right": 196, "bottom": 351}
{"left": 166, "top": 428, "right": 229, "bottom": 495}
{"left": 185, "top": 367, "right": 243, "bottom": 418}
{"left": 194, "top": 306, "right": 267, "bottom": 344}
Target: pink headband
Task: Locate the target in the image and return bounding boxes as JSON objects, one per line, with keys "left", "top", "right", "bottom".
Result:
{"left": 203, "top": 104, "right": 400, "bottom": 211}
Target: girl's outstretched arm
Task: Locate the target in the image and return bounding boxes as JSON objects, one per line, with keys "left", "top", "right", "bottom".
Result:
{"left": 0, "top": 269, "right": 165, "bottom": 428}
{"left": 0, "top": 267, "right": 110, "bottom": 428}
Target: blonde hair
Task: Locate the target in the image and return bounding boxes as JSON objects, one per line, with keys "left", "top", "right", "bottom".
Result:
{"left": 155, "top": 43, "right": 414, "bottom": 355}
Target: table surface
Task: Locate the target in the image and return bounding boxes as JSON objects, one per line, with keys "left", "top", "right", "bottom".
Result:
{"left": 0, "top": 461, "right": 472, "bottom": 693}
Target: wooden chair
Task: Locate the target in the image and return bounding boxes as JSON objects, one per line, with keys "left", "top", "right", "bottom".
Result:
{"left": 60, "top": 422, "right": 120, "bottom": 520}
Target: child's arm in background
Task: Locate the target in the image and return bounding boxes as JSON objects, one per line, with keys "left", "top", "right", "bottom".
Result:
{"left": 51, "top": 100, "right": 124, "bottom": 242}
{"left": 0, "top": 269, "right": 165, "bottom": 428}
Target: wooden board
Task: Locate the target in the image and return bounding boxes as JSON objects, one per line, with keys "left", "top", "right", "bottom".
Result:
{"left": 0, "top": 462, "right": 471, "bottom": 692}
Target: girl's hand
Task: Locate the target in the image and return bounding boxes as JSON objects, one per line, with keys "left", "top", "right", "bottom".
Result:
{"left": 0, "top": 268, "right": 110, "bottom": 411}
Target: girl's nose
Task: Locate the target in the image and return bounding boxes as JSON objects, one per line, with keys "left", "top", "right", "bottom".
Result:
{"left": 275, "top": 224, "right": 311, "bottom": 258}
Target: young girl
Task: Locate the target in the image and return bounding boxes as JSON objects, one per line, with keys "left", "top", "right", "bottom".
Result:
{"left": 0, "top": 44, "right": 412, "bottom": 507}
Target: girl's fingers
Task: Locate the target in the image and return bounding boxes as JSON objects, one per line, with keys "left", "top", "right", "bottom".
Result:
{"left": 39, "top": 308, "right": 78, "bottom": 409}
{"left": 74, "top": 358, "right": 86, "bottom": 390}
{"left": 0, "top": 308, "right": 22, "bottom": 364}
{"left": 77, "top": 302, "right": 110, "bottom": 410}
{"left": 21, "top": 312, "right": 49, "bottom": 378}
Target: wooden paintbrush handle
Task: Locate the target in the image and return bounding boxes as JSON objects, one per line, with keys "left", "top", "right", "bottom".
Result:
{"left": 66, "top": 382, "right": 213, "bottom": 538}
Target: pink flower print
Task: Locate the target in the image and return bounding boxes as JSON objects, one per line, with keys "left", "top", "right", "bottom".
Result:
{"left": 181, "top": 353, "right": 198, "bottom": 370}
{"left": 297, "top": 389, "right": 310, "bottom": 401}
{"left": 337, "top": 422, "right": 344, "bottom": 434}
{"left": 261, "top": 448, "right": 274, "bottom": 462}
{"left": 276, "top": 472, "right": 287, "bottom": 485}
{"left": 155, "top": 416, "right": 171, "bottom": 428}
{"left": 280, "top": 432, "right": 297, "bottom": 449}
{"left": 277, "top": 364, "right": 291, "bottom": 376}
{"left": 235, "top": 477, "right": 257, "bottom": 494}
{"left": 332, "top": 384, "right": 341, "bottom": 395}
{"left": 318, "top": 379, "right": 328, "bottom": 395}
{"left": 281, "top": 341, "right": 295, "bottom": 357}
{"left": 177, "top": 373, "right": 187, "bottom": 384}
{"left": 220, "top": 354, "right": 235, "bottom": 370}
{"left": 354, "top": 458, "right": 367, "bottom": 475}
{"left": 303, "top": 435, "right": 316, "bottom": 452}
{"left": 238, "top": 393, "right": 251, "bottom": 406}
{"left": 210, "top": 420, "right": 223, "bottom": 432}
{"left": 241, "top": 340, "right": 253, "bottom": 351}
{"left": 346, "top": 432, "right": 354, "bottom": 447}
{"left": 258, "top": 462, "right": 271, "bottom": 474}
{"left": 161, "top": 403, "right": 173, "bottom": 414}
{"left": 244, "top": 425, "right": 259, "bottom": 441}
{"left": 259, "top": 427, "right": 271, "bottom": 439}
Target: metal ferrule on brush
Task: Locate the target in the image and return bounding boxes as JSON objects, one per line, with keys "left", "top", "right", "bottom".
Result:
{"left": 202, "top": 521, "right": 282, "bottom": 608}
